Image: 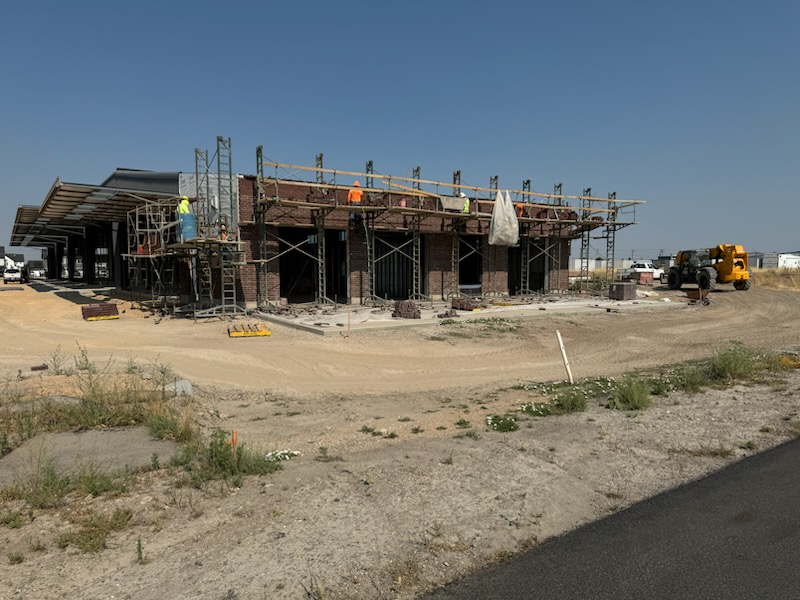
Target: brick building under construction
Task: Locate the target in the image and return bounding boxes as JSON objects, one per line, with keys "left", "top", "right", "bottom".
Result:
{"left": 11, "top": 137, "right": 641, "bottom": 316}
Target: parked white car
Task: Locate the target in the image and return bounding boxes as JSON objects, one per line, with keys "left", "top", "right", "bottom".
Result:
{"left": 3, "top": 267, "right": 28, "bottom": 284}
{"left": 618, "top": 262, "right": 665, "bottom": 283}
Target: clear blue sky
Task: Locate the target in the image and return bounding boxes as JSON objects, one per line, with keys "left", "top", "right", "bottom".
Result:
{"left": 1, "top": 0, "right": 797, "bottom": 260}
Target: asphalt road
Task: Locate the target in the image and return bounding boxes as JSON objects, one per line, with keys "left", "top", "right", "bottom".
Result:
{"left": 420, "top": 438, "right": 800, "bottom": 600}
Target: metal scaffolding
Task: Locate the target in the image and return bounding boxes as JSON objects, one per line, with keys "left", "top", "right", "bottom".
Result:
{"left": 252, "top": 154, "right": 641, "bottom": 308}
{"left": 124, "top": 137, "right": 245, "bottom": 318}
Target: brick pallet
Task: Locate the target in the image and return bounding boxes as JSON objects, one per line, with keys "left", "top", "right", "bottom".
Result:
{"left": 81, "top": 303, "right": 120, "bottom": 321}
{"left": 451, "top": 298, "right": 480, "bottom": 311}
{"left": 392, "top": 300, "right": 421, "bottom": 319}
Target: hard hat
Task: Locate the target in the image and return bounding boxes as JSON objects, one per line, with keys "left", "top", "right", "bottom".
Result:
{"left": 459, "top": 192, "right": 467, "bottom": 198}
{"left": 181, "top": 196, "right": 189, "bottom": 201}
{"left": 353, "top": 181, "right": 360, "bottom": 187}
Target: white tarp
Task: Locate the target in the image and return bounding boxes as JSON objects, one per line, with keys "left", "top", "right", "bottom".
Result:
{"left": 488, "top": 190, "right": 519, "bottom": 246}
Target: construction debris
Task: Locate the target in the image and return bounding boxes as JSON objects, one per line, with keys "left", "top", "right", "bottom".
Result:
{"left": 227, "top": 322, "right": 272, "bottom": 337}
{"left": 81, "top": 303, "right": 120, "bottom": 321}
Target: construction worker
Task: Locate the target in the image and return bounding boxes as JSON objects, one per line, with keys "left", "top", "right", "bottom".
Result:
{"left": 178, "top": 196, "right": 191, "bottom": 214}
{"left": 460, "top": 192, "right": 469, "bottom": 214}
{"left": 347, "top": 181, "right": 363, "bottom": 205}
{"left": 347, "top": 181, "right": 364, "bottom": 226}
{"left": 219, "top": 224, "right": 228, "bottom": 241}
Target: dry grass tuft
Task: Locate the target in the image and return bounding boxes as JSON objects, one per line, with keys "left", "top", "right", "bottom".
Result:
{"left": 750, "top": 268, "right": 800, "bottom": 290}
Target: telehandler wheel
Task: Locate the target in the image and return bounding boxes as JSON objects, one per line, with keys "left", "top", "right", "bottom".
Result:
{"left": 697, "top": 270, "right": 716, "bottom": 291}
{"left": 734, "top": 279, "right": 752, "bottom": 291}
{"left": 667, "top": 270, "right": 682, "bottom": 290}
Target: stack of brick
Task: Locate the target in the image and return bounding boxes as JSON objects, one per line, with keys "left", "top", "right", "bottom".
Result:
{"left": 81, "top": 303, "right": 120, "bottom": 321}
{"left": 451, "top": 297, "right": 479, "bottom": 311}
{"left": 392, "top": 300, "right": 421, "bottom": 319}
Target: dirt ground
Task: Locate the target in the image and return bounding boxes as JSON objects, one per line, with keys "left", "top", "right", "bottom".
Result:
{"left": 1, "top": 282, "right": 800, "bottom": 599}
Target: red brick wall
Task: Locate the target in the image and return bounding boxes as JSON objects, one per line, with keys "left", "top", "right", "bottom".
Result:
{"left": 235, "top": 175, "right": 576, "bottom": 304}
{"left": 427, "top": 234, "right": 455, "bottom": 300}
{"left": 484, "top": 244, "right": 510, "bottom": 295}
{"left": 348, "top": 227, "right": 368, "bottom": 303}
{"left": 550, "top": 238, "right": 570, "bottom": 291}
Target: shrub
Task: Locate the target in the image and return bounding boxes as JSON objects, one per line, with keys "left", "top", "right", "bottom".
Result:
{"left": 57, "top": 508, "right": 133, "bottom": 553}
{"left": 671, "top": 365, "right": 706, "bottom": 393}
{"left": 553, "top": 388, "right": 587, "bottom": 413}
{"left": 74, "top": 465, "right": 130, "bottom": 497}
{"left": 486, "top": 414, "right": 519, "bottom": 432}
{"left": 609, "top": 377, "right": 651, "bottom": 411}
{"left": 707, "top": 341, "right": 757, "bottom": 382}
{"left": 182, "top": 428, "right": 282, "bottom": 484}
{"left": 22, "top": 461, "right": 70, "bottom": 509}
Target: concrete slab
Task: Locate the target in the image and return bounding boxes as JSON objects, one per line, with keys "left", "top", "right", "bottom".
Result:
{"left": 258, "top": 296, "right": 678, "bottom": 336}
{"left": 0, "top": 427, "right": 180, "bottom": 488}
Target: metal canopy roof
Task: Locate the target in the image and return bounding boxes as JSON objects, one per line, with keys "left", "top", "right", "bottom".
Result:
{"left": 10, "top": 170, "right": 181, "bottom": 247}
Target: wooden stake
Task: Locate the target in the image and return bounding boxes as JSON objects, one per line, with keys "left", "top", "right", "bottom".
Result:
{"left": 556, "top": 330, "right": 574, "bottom": 384}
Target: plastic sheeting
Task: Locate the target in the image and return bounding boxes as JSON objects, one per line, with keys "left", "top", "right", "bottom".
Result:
{"left": 488, "top": 190, "right": 519, "bottom": 246}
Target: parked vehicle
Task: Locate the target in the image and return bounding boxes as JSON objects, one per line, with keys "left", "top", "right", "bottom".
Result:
{"left": 667, "top": 244, "right": 751, "bottom": 291}
{"left": 618, "top": 262, "right": 665, "bottom": 283}
{"left": 3, "top": 267, "right": 29, "bottom": 284}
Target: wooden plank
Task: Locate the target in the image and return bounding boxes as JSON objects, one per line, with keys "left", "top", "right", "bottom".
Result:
{"left": 260, "top": 161, "right": 644, "bottom": 204}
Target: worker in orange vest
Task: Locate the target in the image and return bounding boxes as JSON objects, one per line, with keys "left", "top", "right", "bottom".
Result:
{"left": 347, "top": 181, "right": 364, "bottom": 226}
{"left": 347, "top": 181, "right": 363, "bottom": 204}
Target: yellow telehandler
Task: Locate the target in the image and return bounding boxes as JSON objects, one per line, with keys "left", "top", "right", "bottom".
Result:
{"left": 666, "top": 244, "right": 751, "bottom": 291}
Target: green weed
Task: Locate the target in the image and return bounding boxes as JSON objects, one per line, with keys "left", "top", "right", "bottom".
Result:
{"left": 177, "top": 429, "right": 282, "bottom": 486}
{"left": 45, "top": 345, "right": 71, "bottom": 375}
{"left": 707, "top": 341, "right": 757, "bottom": 382}
{"left": 315, "top": 447, "right": 343, "bottom": 462}
{"left": 57, "top": 508, "right": 133, "bottom": 553}
{"left": 486, "top": 414, "right": 519, "bottom": 432}
{"left": 73, "top": 464, "right": 131, "bottom": 497}
{"left": 20, "top": 460, "right": 70, "bottom": 509}
{"left": 609, "top": 377, "right": 651, "bottom": 411}
{"left": 0, "top": 509, "right": 26, "bottom": 529}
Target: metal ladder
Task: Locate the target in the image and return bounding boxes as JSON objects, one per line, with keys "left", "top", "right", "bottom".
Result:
{"left": 518, "top": 235, "right": 535, "bottom": 295}
{"left": 220, "top": 242, "right": 244, "bottom": 315}
{"left": 410, "top": 216, "right": 426, "bottom": 300}
{"left": 449, "top": 227, "right": 460, "bottom": 299}
{"left": 363, "top": 212, "right": 377, "bottom": 304}
{"left": 198, "top": 250, "right": 213, "bottom": 306}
